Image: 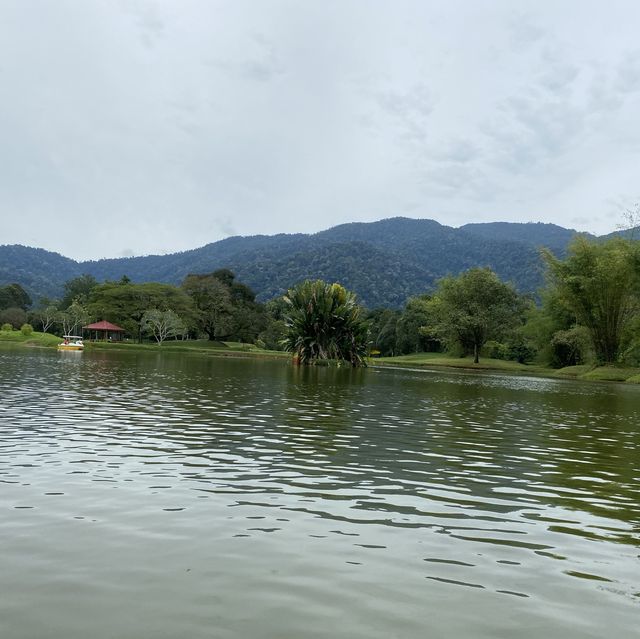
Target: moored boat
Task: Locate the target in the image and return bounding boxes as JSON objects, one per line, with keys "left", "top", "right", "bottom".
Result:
{"left": 58, "top": 335, "right": 84, "bottom": 351}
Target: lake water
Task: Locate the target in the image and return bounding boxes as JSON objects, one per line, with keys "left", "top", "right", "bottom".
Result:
{"left": 1, "top": 348, "right": 639, "bottom": 638}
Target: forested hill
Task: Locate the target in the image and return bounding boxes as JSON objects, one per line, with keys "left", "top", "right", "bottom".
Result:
{"left": 0, "top": 217, "right": 620, "bottom": 308}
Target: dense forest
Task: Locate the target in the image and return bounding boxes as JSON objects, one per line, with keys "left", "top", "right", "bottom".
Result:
{"left": 2, "top": 217, "right": 631, "bottom": 308}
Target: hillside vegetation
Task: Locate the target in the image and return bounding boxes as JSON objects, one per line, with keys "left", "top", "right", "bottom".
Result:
{"left": 0, "top": 217, "right": 629, "bottom": 308}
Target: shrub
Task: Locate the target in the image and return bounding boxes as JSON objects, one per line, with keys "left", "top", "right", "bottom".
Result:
{"left": 483, "top": 340, "right": 508, "bottom": 360}
{"left": 20, "top": 323, "right": 34, "bottom": 336}
{"left": 550, "top": 326, "right": 591, "bottom": 368}
{"left": 1, "top": 323, "right": 13, "bottom": 331}
{"left": 283, "top": 280, "right": 370, "bottom": 366}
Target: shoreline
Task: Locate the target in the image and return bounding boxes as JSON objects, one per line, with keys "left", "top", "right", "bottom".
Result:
{"left": 2, "top": 331, "right": 639, "bottom": 385}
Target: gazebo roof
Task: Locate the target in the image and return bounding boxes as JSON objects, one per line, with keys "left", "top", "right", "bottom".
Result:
{"left": 83, "top": 320, "right": 125, "bottom": 332}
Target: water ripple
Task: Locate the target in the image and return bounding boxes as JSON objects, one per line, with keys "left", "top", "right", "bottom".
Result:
{"left": 1, "top": 350, "right": 639, "bottom": 638}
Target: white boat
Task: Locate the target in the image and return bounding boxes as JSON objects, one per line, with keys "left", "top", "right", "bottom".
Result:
{"left": 58, "top": 335, "right": 84, "bottom": 351}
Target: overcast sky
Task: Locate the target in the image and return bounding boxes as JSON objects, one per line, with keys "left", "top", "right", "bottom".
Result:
{"left": 1, "top": 0, "right": 639, "bottom": 260}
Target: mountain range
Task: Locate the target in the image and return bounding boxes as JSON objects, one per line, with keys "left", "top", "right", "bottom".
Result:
{"left": 0, "top": 218, "right": 630, "bottom": 309}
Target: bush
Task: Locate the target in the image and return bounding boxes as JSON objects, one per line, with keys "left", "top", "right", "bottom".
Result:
{"left": 283, "top": 280, "right": 369, "bottom": 366}
{"left": 1, "top": 323, "right": 13, "bottom": 331}
{"left": 550, "top": 326, "right": 591, "bottom": 368}
{"left": 20, "top": 323, "right": 34, "bottom": 336}
{"left": 483, "top": 340, "right": 508, "bottom": 360}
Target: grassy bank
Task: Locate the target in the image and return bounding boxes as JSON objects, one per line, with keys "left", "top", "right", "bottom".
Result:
{"left": 552, "top": 364, "right": 640, "bottom": 383}
{"left": 0, "top": 329, "right": 61, "bottom": 348}
{"left": 3, "top": 330, "right": 640, "bottom": 384}
{"left": 0, "top": 330, "right": 289, "bottom": 360}
{"left": 375, "top": 352, "right": 640, "bottom": 384}
{"left": 375, "top": 352, "right": 544, "bottom": 374}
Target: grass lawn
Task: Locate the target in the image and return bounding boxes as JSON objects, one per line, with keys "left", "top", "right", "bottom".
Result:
{"left": 552, "top": 365, "right": 595, "bottom": 378}
{"left": 375, "top": 352, "right": 539, "bottom": 373}
{"left": 0, "top": 330, "right": 289, "bottom": 359}
{"left": 0, "top": 329, "right": 60, "bottom": 347}
{"left": 580, "top": 365, "right": 640, "bottom": 382}
{"left": 374, "top": 352, "right": 640, "bottom": 385}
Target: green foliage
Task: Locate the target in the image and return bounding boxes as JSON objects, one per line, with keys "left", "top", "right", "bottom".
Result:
{"left": 543, "top": 237, "right": 640, "bottom": 363}
{"left": 29, "top": 304, "right": 59, "bottom": 334}
{"left": 1, "top": 322, "right": 13, "bottom": 331}
{"left": 182, "top": 273, "right": 234, "bottom": 340}
{"left": 282, "top": 280, "right": 370, "bottom": 366}
{"left": 258, "top": 318, "right": 287, "bottom": 351}
{"left": 394, "top": 296, "right": 435, "bottom": 354}
{"left": 367, "top": 308, "right": 402, "bottom": 356}
{"left": 0, "top": 307, "right": 27, "bottom": 330}
{"left": 426, "top": 268, "right": 524, "bottom": 363}
{"left": 549, "top": 326, "right": 592, "bottom": 368}
{"left": 89, "top": 281, "right": 194, "bottom": 341}
{"left": 58, "top": 300, "right": 90, "bottom": 337}
{"left": 1, "top": 218, "right": 581, "bottom": 309}
{"left": 0, "top": 329, "right": 61, "bottom": 347}
{"left": 182, "top": 270, "right": 267, "bottom": 343}
{"left": 60, "top": 274, "right": 98, "bottom": 309}
{"left": 0, "top": 283, "right": 31, "bottom": 311}
{"left": 141, "top": 309, "right": 186, "bottom": 344}
{"left": 20, "top": 323, "right": 33, "bottom": 336}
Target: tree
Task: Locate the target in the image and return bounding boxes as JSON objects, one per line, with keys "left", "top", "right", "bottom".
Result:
{"left": 60, "top": 275, "right": 98, "bottom": 309}
{"left": 543, "top": 237, "right": 640, "bottom": 363}
{"left": 0, "top": 283, "right": 31, "bottom": 311}
{"left": 31, "top": 304, "right": 59, "bottom": 334}
{"left": 426, "top": 268, "right": 523, "bottom": 363}
{"left": 258, "top": 298, "right": 288, "bottom": 350}
{"left": 395, "top": 296, "right": 435, "bottom": 354}
{"left": 182, "top": 273, "right": 234, "bottom": 340}
{"left": 282, "top": 280, "right": 370, "bottom": 366}
{"left": 88, "top": 282, "right": 194, "bottom": 342}
{"left": 141, "top": 309, "right": 186, "bottom": 345}
{"left": 367, "top": 308, "right": 401, "bottom": 356}
{"left": 0, "top": 307, "right": 27, "bottom": 329}
{"left": 60, "top": 300, "right": 89, "bottom": 336}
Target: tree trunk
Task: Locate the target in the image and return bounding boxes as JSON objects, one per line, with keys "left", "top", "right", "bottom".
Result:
{"left": 473, "top": 343, "right": 479, "bottom": 364}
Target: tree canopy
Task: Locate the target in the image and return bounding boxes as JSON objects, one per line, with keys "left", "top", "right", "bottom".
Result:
{"left": 0, "top": 283, "right": 31, "bottom": 311}
{"left": 543, "top": 237, "right": 640, "bottom": 363}
{"left": 88, "top": 281, "right": 194, "bottom": 341}
{"left": 426, "top": 268, "right": 523, "bottom": 363}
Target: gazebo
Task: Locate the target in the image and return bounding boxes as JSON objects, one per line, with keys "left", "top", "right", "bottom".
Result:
{"left": 83, "top": 320, "right": 126, "bottom": 342}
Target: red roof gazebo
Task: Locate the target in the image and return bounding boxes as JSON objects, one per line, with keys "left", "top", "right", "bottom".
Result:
{"left": 83, "top": 320, "right": 126, "bottom": 341}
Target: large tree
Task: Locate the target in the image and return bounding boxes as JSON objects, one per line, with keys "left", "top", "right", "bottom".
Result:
{"left": 543, "top": 237, "right": 640, "bottom": 364}
{"left": 141, "top": 309, "right": 186, "bottom": 345}
{"left": 395, "top": 295, "right": 434, "bottom": 354}
{"left": 60, "top": 274, "right": 98, "bottom": 309}
{"left": 282, "top": 280, "right": 370, "bottom": 366}
{"left": 182, "top": 273, "right": 233, "bottom": 340}
{"left": 426, "top": 268, "right": 523, "bottom": 363}
{"left": 0, "top": 283, "right": 31, "bottom": 311}
{"left": 88, "top": 281, "right": 194, "bottom": 341}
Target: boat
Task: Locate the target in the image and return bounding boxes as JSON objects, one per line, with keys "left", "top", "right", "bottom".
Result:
{"left": 58, "top": 335, "right": 84, "bottom": 351}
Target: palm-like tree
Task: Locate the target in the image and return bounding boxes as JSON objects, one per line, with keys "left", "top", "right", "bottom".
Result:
{"left": 283, "top": 280, "right": 370, "bottom": 366}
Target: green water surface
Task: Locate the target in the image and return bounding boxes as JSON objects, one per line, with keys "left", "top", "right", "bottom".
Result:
{"left": 1, "top": 349, "right": 638, "bottom": 638}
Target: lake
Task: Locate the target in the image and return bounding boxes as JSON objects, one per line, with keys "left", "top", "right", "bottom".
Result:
{"left": 1, "top": 348, "right": 639, "bottom": 638}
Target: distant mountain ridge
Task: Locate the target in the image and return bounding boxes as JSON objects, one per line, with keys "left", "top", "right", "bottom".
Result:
{"left": 0, "top": 218, "right": 630, "bottom": 308}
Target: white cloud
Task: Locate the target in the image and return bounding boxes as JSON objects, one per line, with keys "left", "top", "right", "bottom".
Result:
{"left": 0, "top": 0, "right": 639, "bottom": 259}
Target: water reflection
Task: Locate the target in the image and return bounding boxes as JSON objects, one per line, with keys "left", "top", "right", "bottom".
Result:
{"left": 1, "top": 349, "right": 639, "bottom": 639}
